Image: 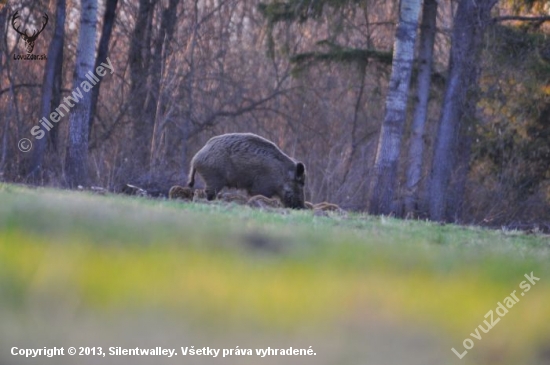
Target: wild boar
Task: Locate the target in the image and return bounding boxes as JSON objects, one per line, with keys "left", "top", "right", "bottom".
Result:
{"left": 313, "top": 202, "right": 346, "bottom": 217}
{"left": 313, "top": 202, "right": 342, "bottom": 211}
{"left": 192, "top": 189, "right": 207, "bottom": 202}
{"left": 304, "top": 201, "right": 315, "bottom": 210}
{"left": 187, "top": 133, "right": 306, "bottom": 208}
{"left": 217, "top": 190, "right": 249, "bottom": 205}
{"left": 169, "top": 185, "right": 193, "bottom": 200}
{"left": 247, "top": 195, "right": 283, "bottom": 209}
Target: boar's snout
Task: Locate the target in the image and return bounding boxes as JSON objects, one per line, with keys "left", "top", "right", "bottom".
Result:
{"left": 282, "top": 162, "right": 306, "bottom": 209}
{"left": 282, "top": 187, "right": 306, "bottom": 209}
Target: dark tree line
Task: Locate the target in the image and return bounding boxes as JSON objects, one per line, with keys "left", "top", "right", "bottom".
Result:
{"left": 0, "top": 0, "right": 549, "bottom": 229}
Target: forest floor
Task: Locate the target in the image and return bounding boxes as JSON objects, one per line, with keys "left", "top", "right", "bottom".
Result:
{"left": 0, "top": 183, "right": 549, "bottom": 365}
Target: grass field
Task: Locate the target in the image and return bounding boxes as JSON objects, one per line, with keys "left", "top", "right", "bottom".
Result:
{"left": 0, "top": 183, "right": 549, "bottom": 365}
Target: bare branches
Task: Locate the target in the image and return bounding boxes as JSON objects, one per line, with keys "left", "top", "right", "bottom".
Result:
{"left": 0, "top": 83, "right": 42, "bottom": 96}
{"left": 187, "top": 89, "right": 290, "bottom": 139}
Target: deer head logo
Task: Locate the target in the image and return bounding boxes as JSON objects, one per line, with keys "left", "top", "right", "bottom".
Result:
{"left": 12, "top": 11, "right": 48, "bottom": 54}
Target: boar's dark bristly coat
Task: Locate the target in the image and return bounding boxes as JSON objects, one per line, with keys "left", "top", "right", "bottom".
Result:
{"left": 187, "top": 133, "right": 306, "bottom": 209}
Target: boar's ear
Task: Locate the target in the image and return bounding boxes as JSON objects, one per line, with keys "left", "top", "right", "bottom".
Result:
{"left": 295, "top": 162, "right": 305, "bottom": 181}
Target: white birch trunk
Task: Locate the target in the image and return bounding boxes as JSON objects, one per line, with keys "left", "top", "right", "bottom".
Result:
{"left": 404, "top": 0, "right": 438, "bottom": 216}
{"left": 369, "top": 0, "right": 422, "bottom": 215}
{"left": 65, "top": 0, "right": 97, "bottom": 187}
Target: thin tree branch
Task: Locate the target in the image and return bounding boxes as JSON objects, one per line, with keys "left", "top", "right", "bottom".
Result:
{"left": 493, "top": 15, "right": 550, "bottom": 22}
{"left": 0, "top": 84, "right": 42, "bottom": 96}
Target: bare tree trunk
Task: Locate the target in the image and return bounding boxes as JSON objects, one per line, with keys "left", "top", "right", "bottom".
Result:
{"left": 65, "top": 0, "right": 98, "bottom": 188}
{"left": 404, "top": 0, "right": 438, "bottom": 216}
{"left": 126, "top": 0, "right": 154, "bottom": 180}
{"left": 180, "top": 0, "right": 199, "bottom": 175}
{"left": 28, "top": 0, "right": 66, "bottom": 181}
{"left": 88, "top": 0, "right": 118, "bottom": 137}
{"left": 445, "top": 62, "right": 478, "bottom": 222}
{"left": 4, "top": 64, "right": 23, "bottom": 175}
{"left": 342, "top": 63, "right": 367, "bottom": 186}
{"left": 148, "top": 0, "right": 179, "bottom": 174}
{"left": 446, "top": 120, "right": 473, "bottom": 222}
{"left": 49, "top": 25, "right": 64, "bottom": 153}
{"left": 0, "top": 6, "right": 8, "bottom": 174}
{"left": 0, "top": 6, "right": 7, "bottom": 59}
{"left": 428, "top": 0, "right": 497, "bottom": 221}
{"left": 369, "top": 0, "right": 422, "bottom": 215}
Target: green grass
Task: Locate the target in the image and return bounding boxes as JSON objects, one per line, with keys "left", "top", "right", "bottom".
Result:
{"left": 0, "top": 183, "right": 549, "bottom": 364}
